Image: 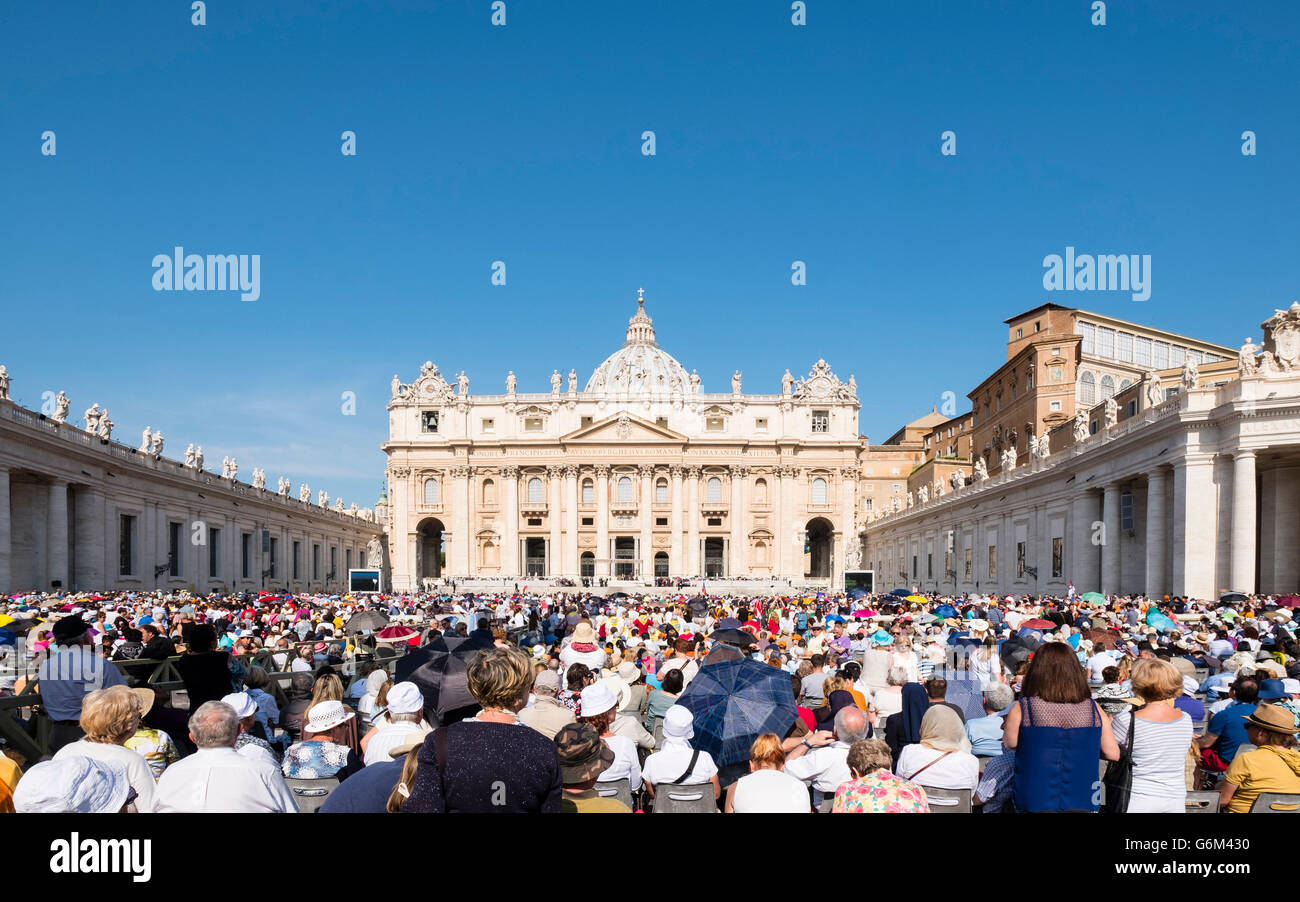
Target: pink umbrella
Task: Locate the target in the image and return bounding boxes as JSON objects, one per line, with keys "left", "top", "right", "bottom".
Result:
{"left": 1276, "top": 595, "right": 1300, "bottom": 608}
{"left": 375, "top": 625, "right": 419, "bottom": 643}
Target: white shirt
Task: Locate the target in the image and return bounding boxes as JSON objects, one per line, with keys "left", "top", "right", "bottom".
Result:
{"left": 54, "top": 741, "right": 157, "bottom": 813}
{"left": 732, "top": 768, "right": 811, "bottom": 813}
{"left": 153, "top": 747, "right": 298, "bottom": 813}
{"left": 641, "top": 740, "right": 718, "bottom": 787}
{"left": 291, "top": 658, "right": 313, "bottom": 673}
{"left": 895, "top": 744, "right": 980, "bottom": 791}
{"left": 600, "top": 734, "right": 643, "bottom": 791}
{"left": 1087, "top": 651, "right": 1118, "bottom": 682}
{"left": 363, "top": 721, "right": 431, "bottom": 765}
{"left": 783, "top": 741, "right": 852, "bottom": 793}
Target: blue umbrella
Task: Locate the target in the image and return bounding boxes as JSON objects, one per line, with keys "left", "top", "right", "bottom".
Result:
{"left": 888, "top": 588, "right": 911, "bottom": 597}
{"left": 825, "top": 614, "right": 845, "bottom": 623}
{"left": 676, "top": 658, "right": 798, "bottom": 767}
{"left": 933, "top": 604, "right": 959, "bottom": 618}
{"left": 846, "top": 587, "right": 867, "bottom": 599}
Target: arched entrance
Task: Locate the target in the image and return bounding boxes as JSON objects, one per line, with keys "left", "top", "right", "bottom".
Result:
{"left": 416, "top": 518, "right": 445, "bottom": 581}
{"left": 804, "top": 517, "right": 833, "bottom": 579}
{"left": 654, "top": 551, "right": 669, "bottom": 579}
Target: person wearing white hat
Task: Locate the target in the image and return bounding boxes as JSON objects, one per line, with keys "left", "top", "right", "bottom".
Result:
{"left": 640, "top": 705, "right": 720, "bottom": 801}
{"left": 154, "top": 701, "right": 298, "bottom": 813}
{"left": 14, "top": 758, "right": 138, "bottom": 813}
{"left": 578, "top": 682, "right": 642, "bottom": 791}
{"left": 282, "top": 700, "right": 363, "bottom": 781}
{"left": 363, "top": 682, "right": 432, "bottom": 765}
{"left": 222, "top": 691, "right": 279, "bottom": 766}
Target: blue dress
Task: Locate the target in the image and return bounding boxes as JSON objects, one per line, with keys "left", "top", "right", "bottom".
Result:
{"left": 1012, "top": 697, "right": 1101, "bottom": 812}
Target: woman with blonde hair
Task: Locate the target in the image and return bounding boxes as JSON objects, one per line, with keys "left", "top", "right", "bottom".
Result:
{"left": 1110, "top": 658, "right": 1194, "bottom": 812}
{"left": 725, "top": 733, "right": 809, "bottom": 813}
{"left": 52, "top": 685, "right": 157, "bottom": 811}
{"left": 306, "top": 672, "right": 360, "bottom": 753}
{"left": 385, "top": 746, "right": 423, "bottom": 813}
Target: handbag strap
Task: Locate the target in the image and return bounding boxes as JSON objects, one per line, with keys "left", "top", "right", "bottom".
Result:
{"left": 672, "top": 748, "right": 701, "bottom": 785}
{"left": 908, "top": 749, "right": 954, "bottom": 780}
{"left": 1123, "top": 709, "right": 1137, "bottom": 761}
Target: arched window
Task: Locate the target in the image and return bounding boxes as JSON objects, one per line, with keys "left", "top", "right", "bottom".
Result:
{"left": 1079, "top": 371, "right": 1096, "bottom": 405}
{"left": 655, "top": 479, "right": 668, "bottom": 503}
{"left": 754, "top": 478, "right": 768, "bottom": 505}
{"left": 1101, "top": 374, "right": 1116, "bottom": 399}
{"left": 706, "top": 477, "right": 722, "bottom": 502}
{"left": 423, "top": 478, "right": 440, "bottom": 505}
{"left": 581, "top": 479, "right": 594, "bottom": 504}
{"left": 481, "top": 478, "right": 496, "bottom": 506}
{"left": 527, "top": 477, "right": 544, "bottom": 503}
{"left": 754, "top": 540, "right": 769, "bottom": 566}
{"left": 617, "top": 476, "right": 633, "bottom": 503}
{"left": 812, "top": 477, "right": 828, "bottom": 505}
{"left": 1119, "top": 378, "right": 1132, "bottom": 392}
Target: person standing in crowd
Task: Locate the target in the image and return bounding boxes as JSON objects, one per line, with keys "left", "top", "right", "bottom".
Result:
{"left": 176, "top": 623, "right": 234, "bottom": 712}
{"left": 37, "top": 615, "right": 127, "bottom": 753}
{"left": 52, "top": 685, "right": 157, "bottom": 812}
{"left": 404, "top": 646, "right": 562, "bottom": 813}
{"left": 1109, "top": 659, "right": 1194, "bottom": 812}
{"left": 1003, "top": 641, "right": 1120, "bottom": 812}
{"left": 154, "top": 701, "right": 298, "bottom": 813}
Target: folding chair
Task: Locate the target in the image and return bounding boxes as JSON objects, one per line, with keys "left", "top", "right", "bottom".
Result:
{"left": 285, "top": 776, "right": 340, "bottom": 813}
{"left": 1184, "top": 791, "right": 1220, "bottom": 813}
{"left": 1249, "top": 792, "right": 1300, "bottom": 813}
{"left": 918, "top": 786, "right": 972, "bottom": 812}
{"left": 594, "top": 777, "right": 635, "bottom": 809}
{"left": 651, "top": 782, "right": 718, "bottom": 813}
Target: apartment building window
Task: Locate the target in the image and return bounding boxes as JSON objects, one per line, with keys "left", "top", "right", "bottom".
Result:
{"left": 1050, "top": 400, "right": 1062, "bottom": 412}
{"left": 1016, "top": 328, "right": 1023, "bottom": 339}
{"left": 1120, "top": 492, "right": 1135, "bottom": 530}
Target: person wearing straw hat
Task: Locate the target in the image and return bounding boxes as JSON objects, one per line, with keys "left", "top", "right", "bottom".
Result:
{"left": 1218, "top": 703, "right": 1300, "bottom": 812}
{"left": 282, "top": 700, "right": 363, "bottom": 781}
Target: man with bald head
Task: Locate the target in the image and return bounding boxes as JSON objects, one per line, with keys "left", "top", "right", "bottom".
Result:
{"left": 781, "top": 705, "right": 870, "bottom": 808}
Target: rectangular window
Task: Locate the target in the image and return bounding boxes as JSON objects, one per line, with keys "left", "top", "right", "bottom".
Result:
{"left": 209, "top": 527, "right": 220, "bottom": 579}
{"left": 1016, "top": 542, "right": 1026, "bottom": 578}
{"left": 655, "top": 483, "right": 668, "bottom": 503}
{"left": 912, "top": 555, "right": 917, "bottom": 578}
{"left": 1135, "top": 336, "right": 1152, "bottom": 367}
{"left": 964, "top": 548, "right": 972, "bottom": 579}
{"left": 527, "top": 517, "right": 542, "bottom": 527}
{"left": 313, "top": 544, "right": 321, "bottom": 580}
{"left": 421, "top": 411, "right": 439, "bottom": 433}
{"left": 706, "top": 517, "right": 722, "bottom": 527}
{"left": 1052, "top": 367, "right": 1063, "bottom": 381}
{"left": 1126, "top": 399, "right": 1137, "bottom": 417}
{"left": 169, "top": 522, "right": 182, "bottom": 577}
{"left": 755, "top": 417, "right": 768, "bottom": 433}
{"left": 330, "top": 546, "right": 337, "bottom": 580}
{"left": 1016, "top": 328, "right": 1023, "bottom": 339}
{"left": 242, "top": 532, "right": 252, "bottom": 580}
{"left": 988, "top": 546, "right": 997, "bottom": 581}
{"left": 1117, "top": 331, "right": 1134, "bottom": 363}
{"left": 1187, "top": 349, "right": 1202, "bottom": 365}
{"left": 481, "top": 418, "right": 494, "bottom": 433}
{"left": 582, "top": 483, "right": 594, "bottom": 504}
{"left": 1097, "top": 327, "right": 1115, "bottom": 359}
{"left": 1078, "top": 322, "right": 1096, "bottom": 354}
{"left": 656, "top": 417, "right": 668, "bottom": 428}
{"left": 1050, "top": 400, "right": 1062, "bottom": 412}
{"left": 706, "top": 416, "right": 725, "bottom": 432}
{"left": 524, "top": 417, "right": 543, "bottom": 432}
{"left": 655, "top": 517, "right": 668, "bottom": 526}
{"left": 580, "top": 416, "right": 593, "bottom": 428}
{"left": 1120, "top": 492, "right": 1135, "bottom": 531}
{"left": 1052, "top": 537, "right": 1063, "bottom": 578}
{"left": 864, "top": 499, "right": 873, "bottom": 511}
{"left": 1153, "top": 341, "right": 1169, "bottom": 369}
{"left": 812, "top": 411, "right": 829, "bottom": 433}
{"left": 1170, "top": 345, "right": 1186, "bottom": 367}
{"left": 927, "top": 553, "right": 932, "bottom": 579}
{"left": 581, "top": 517, "right": 594, "bottom": 526}
{"left": 119, "top": 514, "right": 136, "bottom": 576}
{"left": 346, "top": 548, "right": 352, "bottom": 572}
{"left": 293, "top": 541, "right": 301, "bottom": 580}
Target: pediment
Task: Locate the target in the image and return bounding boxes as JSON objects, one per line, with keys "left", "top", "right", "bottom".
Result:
{"left": 561, "top": 412, "right": 686, "bottom": 445}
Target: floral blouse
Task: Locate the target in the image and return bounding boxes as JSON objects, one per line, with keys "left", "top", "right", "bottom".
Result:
{"left": 282, "top": 740, "right": 352, "bottom": 779}
{"left": 832, "top": 769, "right": 931, "bottom": 813}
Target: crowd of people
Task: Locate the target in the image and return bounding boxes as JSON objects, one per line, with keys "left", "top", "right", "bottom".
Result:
{"left": 1, "top": 585, "right": 1298, "bottom": 814}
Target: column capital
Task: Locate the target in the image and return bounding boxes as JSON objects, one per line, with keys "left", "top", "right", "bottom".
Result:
{"left": 593, "top": 464, "right": 610, "bottom": 479}
{"left": 637, "top": 464, "right": 655, "bottom": 479}
{"left": 685, "top": 465, "right": 702, "bottom": 480}
{"left": 502, "top": 465, "right": 520, "bottom": 479}
{"left": 669, "top": 464, "right": 684, "bottom": 479}
{"left": 562, "top": 464, "right": 578, "bottom": 479}
{"left": 729, "top": 465, "right": 748, "bottom": 478}
{"left": 1232, "top": 449, "right": 1258, "bottom": 461}
{"left": 546, "top": 465, "right": 563, "bottom": 479}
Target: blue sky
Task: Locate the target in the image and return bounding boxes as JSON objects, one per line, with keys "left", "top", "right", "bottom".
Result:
{"left": 2, "top": 1, "right": 1298, "bottom": 505}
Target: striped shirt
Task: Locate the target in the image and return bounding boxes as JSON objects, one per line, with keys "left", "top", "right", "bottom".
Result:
{"left": 1110, "top": 712, "right": 1194, "bottom": 812}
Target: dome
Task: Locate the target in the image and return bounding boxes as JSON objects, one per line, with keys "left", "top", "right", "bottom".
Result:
{"left": 585, "top": 293, "right": 691, "bottom": 397}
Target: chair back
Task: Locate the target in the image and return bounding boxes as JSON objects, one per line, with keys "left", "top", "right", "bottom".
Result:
{"left": 1184, "top": 790, "right": 1220, "bottom": 813}
{"left": 918, "top": 785, "right": 972, "bottom": 813}
{"left": 652, "top": 717, "right": 665, "bottom": 748}
{"left": 817, "top": 795, "right": 836, "bottom": 813}
{"left": 1250, "top": 792, "right": 1300, "bottom": 813}
{"left": 594, "top": 777, "right": 635, "bottom": 810}
{"left": 1192, "top": 667, "right": 1209, "bottom": 684}
{"left": 651, "top": 782, "right": 717, "bottom": 813}
{"left": 286, "top": 776, "right": 340, "bottom": 813}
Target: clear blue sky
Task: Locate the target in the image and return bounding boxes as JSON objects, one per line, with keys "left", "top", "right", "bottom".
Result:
{"left": 3, "top": 1, "right": 1297, "bottom": 505}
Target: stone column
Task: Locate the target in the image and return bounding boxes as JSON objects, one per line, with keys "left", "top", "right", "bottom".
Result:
{"left": 1230, "top": 451, "right": 1257, "bottom": 594}
{"left": 1070, "top": 489, "right": 1100, "bottom": 593}
{"left": 595, "top": 465, "right": 610, "bottom": 578}
{"left": 1272, "top": 465, "right": 1300, "bottom": 593}
{"left": 1145, "top": 468, "right": 1168, "bottom": 598}
{"left": 669, "top": 465, "right": 684, "bottom": 577}
{"left": 450, "top": 466, "right": 470, "bottom": 576}
{"left": 729, "top": 465, "right": 746, "bottom": 577}
{"left": 48, "top": 479, "right": 70, "bottom": 591}
{"left": 0, "top": 468, "right": 9, "bottom": 593}
{"left": 1172, "top": 455, "right": 1217, "bottom": 599}
{"left": 638, "top": 464, "right": 653, "bottom": 580}
{"left": 548, "top": 465, "right": 563, "bottom": 578}
{"left": 1101, "top": 481, "right": 1122, "bottom": 595}
{"left": 564, "top": 465, "right": 579, "bottom": 578}
{"left": 839, "top": 466, "right": 857, "bottom": 586}
{"left": 772, "top": 467, "right": 785, "bottom": 580}
{"left": 686, "top": 466, "right": 701, "bottom": 576}
{"left": 502, "top": 466, "right": 519, "bottom": 577}
{"left": 73, "top": 487, "right": 106, "bottom": 590}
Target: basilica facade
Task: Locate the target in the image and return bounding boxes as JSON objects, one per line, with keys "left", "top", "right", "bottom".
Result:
{"left": 382, "top": 295, "right": 862, "bottom": 590}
